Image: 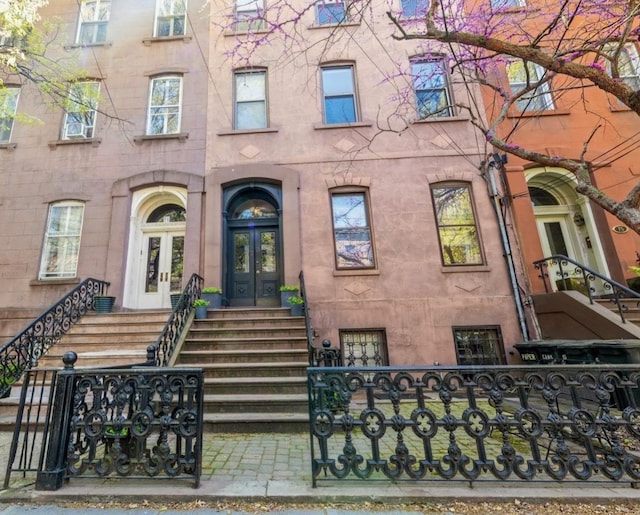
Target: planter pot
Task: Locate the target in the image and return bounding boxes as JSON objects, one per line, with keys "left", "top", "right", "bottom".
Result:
{"left": 170, "top": 293, "right": 182, "bottom": 310}
{"left": 202, "top": 292, "right": 222, "bottom": 309}
{"left": 194, "top": 305, "right": 208, "bottom": 319}
{"left": 94, "top": 296, "right": 115, "bottom": 314}
{"left": 290, "top": 303, "right": 303, "bottom": 316}
{"left": 280, "top": 290, "right": 299, "bottom": 307}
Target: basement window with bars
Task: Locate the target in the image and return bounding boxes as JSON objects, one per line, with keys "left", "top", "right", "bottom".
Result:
{"left": 340, "top": 329, "right": 388, "bottom": 367}
{"left": 453, "top": 326, "right": 505, "bottom": 365}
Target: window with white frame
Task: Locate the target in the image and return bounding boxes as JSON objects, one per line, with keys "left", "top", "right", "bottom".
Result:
{"left": 453, "top": 326, "right": 505, "bottom": 365}
{"left": 234, "top": 0, "right": 265, "bottom": 31}
{"left": 76, "top": 0, "right": 111, "bottom": 45}
{"left": 340, "top": 329, "right": 388, "bottom": 367}
{"left": 0, "top": 86, "right": 20, "bottom": 143}
{"left": 39, "top": 201, "right": 84, "bottom": 279}
{"left": 316, "top": 0, "right": 347, "bottom": 25}
{"left": 604, "top": 43, "right": 640, "bottom": 91}
{"left": 234, "top": 70, "right": 267, "bottom": 129}
{"left": 506, "top": 59, "right": 554, "bottom": 111}
{"left": 431, "top": 183, "right": 483, "bottom": 266}
{"left": 155, "top": 0, "right": 187, "bottom": 37}
{"left": 412, "top": 56, "right": 454, "bottom": 118}
{"left": 147, "top": 75, "right": 183, "bottom": 135}
{"left": 401, "top": 0, "right": 428, "bottom": 17}
{"left": 331, "top": 190, "right": 375, "bottom": 269}
{"left": 321, "top": 65, "right": 358, "bottom": 124}
{"left": 490, "top": 0, "right": 525, "bottom": 8}
{"left": 62, "top": 81, "right": 100, "bottom": 139}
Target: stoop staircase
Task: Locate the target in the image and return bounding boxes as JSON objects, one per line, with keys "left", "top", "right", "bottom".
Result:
{"left": 176, "top": 307, "right": 310, "bottom": 433}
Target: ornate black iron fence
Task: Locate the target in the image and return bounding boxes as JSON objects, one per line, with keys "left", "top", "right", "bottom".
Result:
{"left": 36, "top": 352, "right": 203, "bottom": 490}
{"left": 533, "top": 254, "right": 640, "bottom": 324}
{"left": 155, "top": 273, "right": 203, "bottom": 366}
{"left": 308, "top": 365, "right": 640, "bottom": 485}
{"left": 0, "top": 278, "right": 109, "bottom": 398}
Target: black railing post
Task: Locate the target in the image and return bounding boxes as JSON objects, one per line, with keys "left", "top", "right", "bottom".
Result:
{"left": 35, "top": 352, "right": 77, "bottom": 491}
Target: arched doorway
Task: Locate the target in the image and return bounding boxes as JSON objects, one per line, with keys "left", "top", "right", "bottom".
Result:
{"left": 527, "top": 169, "right": 609, "bottom": 291}
{"left": 223, "top": 182, "right": 282, "bottom": 307}
{"left": 123, "top": 186, "right": 187, "bottom": 309}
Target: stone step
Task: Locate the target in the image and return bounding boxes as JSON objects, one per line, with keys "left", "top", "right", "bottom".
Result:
{"left": 203, "top": 376, "right": 307, "bottom": 395}
{"left": 202, "top": 412, "right": 308, "bottom": 433}
{"left": 202, "top": 393, "right": 308, "bottom": 414}
{"left": 185, "top": 362, "right": 307, "bottom": 378}
{"left": 191, "top": 317, "right": 304, "bottom": 329}
{"left": 186, "top": 327, "right": 306, "bottom": 339}
{"left": 179, "top": 348, "right": 308, "bottom": 364}
{"left": 205, "top": 308, "right": 297, "bottom": 320}
{"left": 183, "top": 339, "right": 307, "bottom": 352}
{"left": 39, "top": 349, "right": 150, "bottom": 368}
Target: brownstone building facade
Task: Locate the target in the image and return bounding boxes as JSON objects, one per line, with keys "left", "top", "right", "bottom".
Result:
{"left": 0, "top": 0, "right": 527, "bottom": 366}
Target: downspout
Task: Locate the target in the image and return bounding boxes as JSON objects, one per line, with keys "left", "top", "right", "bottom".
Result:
{"left": 486, "top": 155, "right": 530, "bottom": 341}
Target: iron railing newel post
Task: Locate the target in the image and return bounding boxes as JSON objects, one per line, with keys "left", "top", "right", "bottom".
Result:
{"left": 35, "top": 352, "right": 77, "bottom": 491}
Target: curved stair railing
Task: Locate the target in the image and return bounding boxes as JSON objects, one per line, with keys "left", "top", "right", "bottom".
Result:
{"left": 533, "top": 254, "right": 640, "bottom": 324}
{"left": 154, "top": 273, "right": 203, "bottom": 367}
{"left": 0, "top": 278, "right": 110, "bottom": 398}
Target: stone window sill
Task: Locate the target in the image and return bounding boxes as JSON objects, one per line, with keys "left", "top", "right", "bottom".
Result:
{"left": 133, "top": 132, "right": 189, "bottom": 143}
{"left": 64, "top": 41, "right": 112, "bottom": 50}
{"left": 507, "top": 109, "right": 570, "bottom": 119}
{"left": 0, "top": 142, "right": 17, "bottom": 150}
{"left": 309, "top": 21, "right": 360, "bottom": 30}
{"left": 441, "top": 265, "right": 491, "bottom": 273}
{"left": 413, "top": 115, "right": 469, "bottom": 124}
{"left": 218, "top": 127, "right": 279, "bottom": 136}
{"left": 333, "top": 269, "right": 380, "bottom": 277}
{"left": 142, "top": 35, "right": 192, "bottom": 46}
{"left": 314, "top": 121, "right": 373, "bottom": 130}
{"left": 30, "top": 277, "right": 81, "bottom": 287}
{"left": 48, "top": 138, "right": 102, "bottom": 149}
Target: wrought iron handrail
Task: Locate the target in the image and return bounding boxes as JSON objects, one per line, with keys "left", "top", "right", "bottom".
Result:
{"left": 299, "top": 270, "right": 316, "bottom": 365}
{"left": 533, "top": 254, "right": 640, "bottom": 323}
{"left": 0, "top": 277, "right": 109, "bottom": 398}
{"left": 154, "top": 273, "right": 203, "bottom": 367}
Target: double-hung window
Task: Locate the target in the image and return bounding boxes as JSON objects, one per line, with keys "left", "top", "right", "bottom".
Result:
{"left": 39, "top": 201, "right": 85, "bottom": 279}
{"left": 506, "top": 60, "right": 554, "bottom": 112}
{"left": 155, "top": 0, "right": 187, "bottom": 37}
{"left": 412, "top": 56, "right": 454, "bottom": 118}
{"left": 331, "top": 190, "right": 375, "bottom": 269}
{"left": 62, "top": 81, "right": 100, "bottom": 139}
{"left": 316, "top": 0, "right": 347, "bottom": 25}
{"left": 234, "top": 0, "right": 265, "bottom": 31}
{"left": 490, "top": 0, "right": 525, "bottom": 8}
{"left": 76, "top": 0, "right": 111, "bottom": 45}
{"left": 234, "top": 70, "right": 267, "bottom": 130}
{"left": 453, "top": 326, "right": 505, "bottom": 365}
{"left": 0, "top": 87, "right": 20, "bottom": 143}
{"left": 431, "top": 183, "right": 483, "bottom": 266}
{"left": 604, "top": 43, "right": 640, "bottom": 91}
{"left": 401, "top": 0, "right": 428, "bottom": 18}
{"left": 321, "top": 65, "right": 358, "bottom": 124}
{"left": 147, "top": 75, "right": 183, "bottom": 135}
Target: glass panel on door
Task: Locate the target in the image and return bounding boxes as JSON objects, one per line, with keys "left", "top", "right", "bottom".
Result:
{"left": 544, "top": 222, "right": 569, "bottom": 257}
{"left": 170, "top": 236, "right": 184, "bottom": 292}
{"left": 145, "top": 236, "right": 161, "bottom": 293}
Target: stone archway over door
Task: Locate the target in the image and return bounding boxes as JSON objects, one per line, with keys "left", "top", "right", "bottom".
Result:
{"left": 123, "top": 186, "right": 187, "bottom": 309}
{"left": 224, "top": 182, "right": 282, "bottom": 307}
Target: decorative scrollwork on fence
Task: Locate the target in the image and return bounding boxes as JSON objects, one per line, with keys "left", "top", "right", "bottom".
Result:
{"left": 308, "top": 365, "right": 640, "bottom": 484}
{"left": 37, "top": 353, "right": 203, "bottom": 488}
{"left": 0, "top": 278, "right": 109, "bottom": 398}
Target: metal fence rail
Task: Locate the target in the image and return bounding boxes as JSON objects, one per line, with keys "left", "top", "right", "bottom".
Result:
{"left": 36, "top": 352, "right": 204, "bottom": 490}
{"left": 308, "top": 365, "right": 640, "bottom": 485}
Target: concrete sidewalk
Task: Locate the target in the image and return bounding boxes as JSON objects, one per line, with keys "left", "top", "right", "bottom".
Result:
{"left": 2, "top": 431, "right": 640, "bottom": 507}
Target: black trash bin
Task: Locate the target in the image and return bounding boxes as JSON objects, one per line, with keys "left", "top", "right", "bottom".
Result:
{"left": 555, "top": 340, "right": 597, "bottom": 364}
{"left": 592, "top": 340, "right": 640, "bottom": 409}
{"left": 514, "top": 339, "right": 591, "bottom": 365}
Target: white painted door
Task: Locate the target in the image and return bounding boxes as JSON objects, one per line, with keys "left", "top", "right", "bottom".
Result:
{"left": 138, "top": 230, "right": 184, "bottom": 309}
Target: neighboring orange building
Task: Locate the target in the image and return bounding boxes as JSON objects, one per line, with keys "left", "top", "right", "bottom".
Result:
{"left": 478, "top": 0, "right": 640, "bottom": 296}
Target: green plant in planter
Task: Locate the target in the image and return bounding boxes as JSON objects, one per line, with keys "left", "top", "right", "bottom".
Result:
{"left": 193, "top": 299, "right": 209, "bottom": 307}
{"left": 279, "top": 285, "right": 299, "bottom": 292}
{"left": 288, "top": 295, "right": 304, "bottom": 305}
{"left": 202, "top": 286, "right": 222, "bottom": 294}
{"left": 288, "top": 295, "right": 304, "bottom": 316}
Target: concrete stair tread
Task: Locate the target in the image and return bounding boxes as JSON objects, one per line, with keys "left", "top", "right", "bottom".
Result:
{"left": 203, "top": 393, "right": 307, "bottom": 402}
{"left": 195, "top": 361, "right": 307, "bottom": 368}
{"left": 205, "top": 376, "right": 306, "bottom": 384}
{"left": 181, "top": 349, "right": 307, "bottom": 356}
{"left": 203, "top": 412, "right": 308, "bottom": 422}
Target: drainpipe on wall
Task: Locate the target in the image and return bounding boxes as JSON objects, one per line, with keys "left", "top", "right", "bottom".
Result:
{"left": 486, "top": 154, "right": 530, "bottom": 342}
